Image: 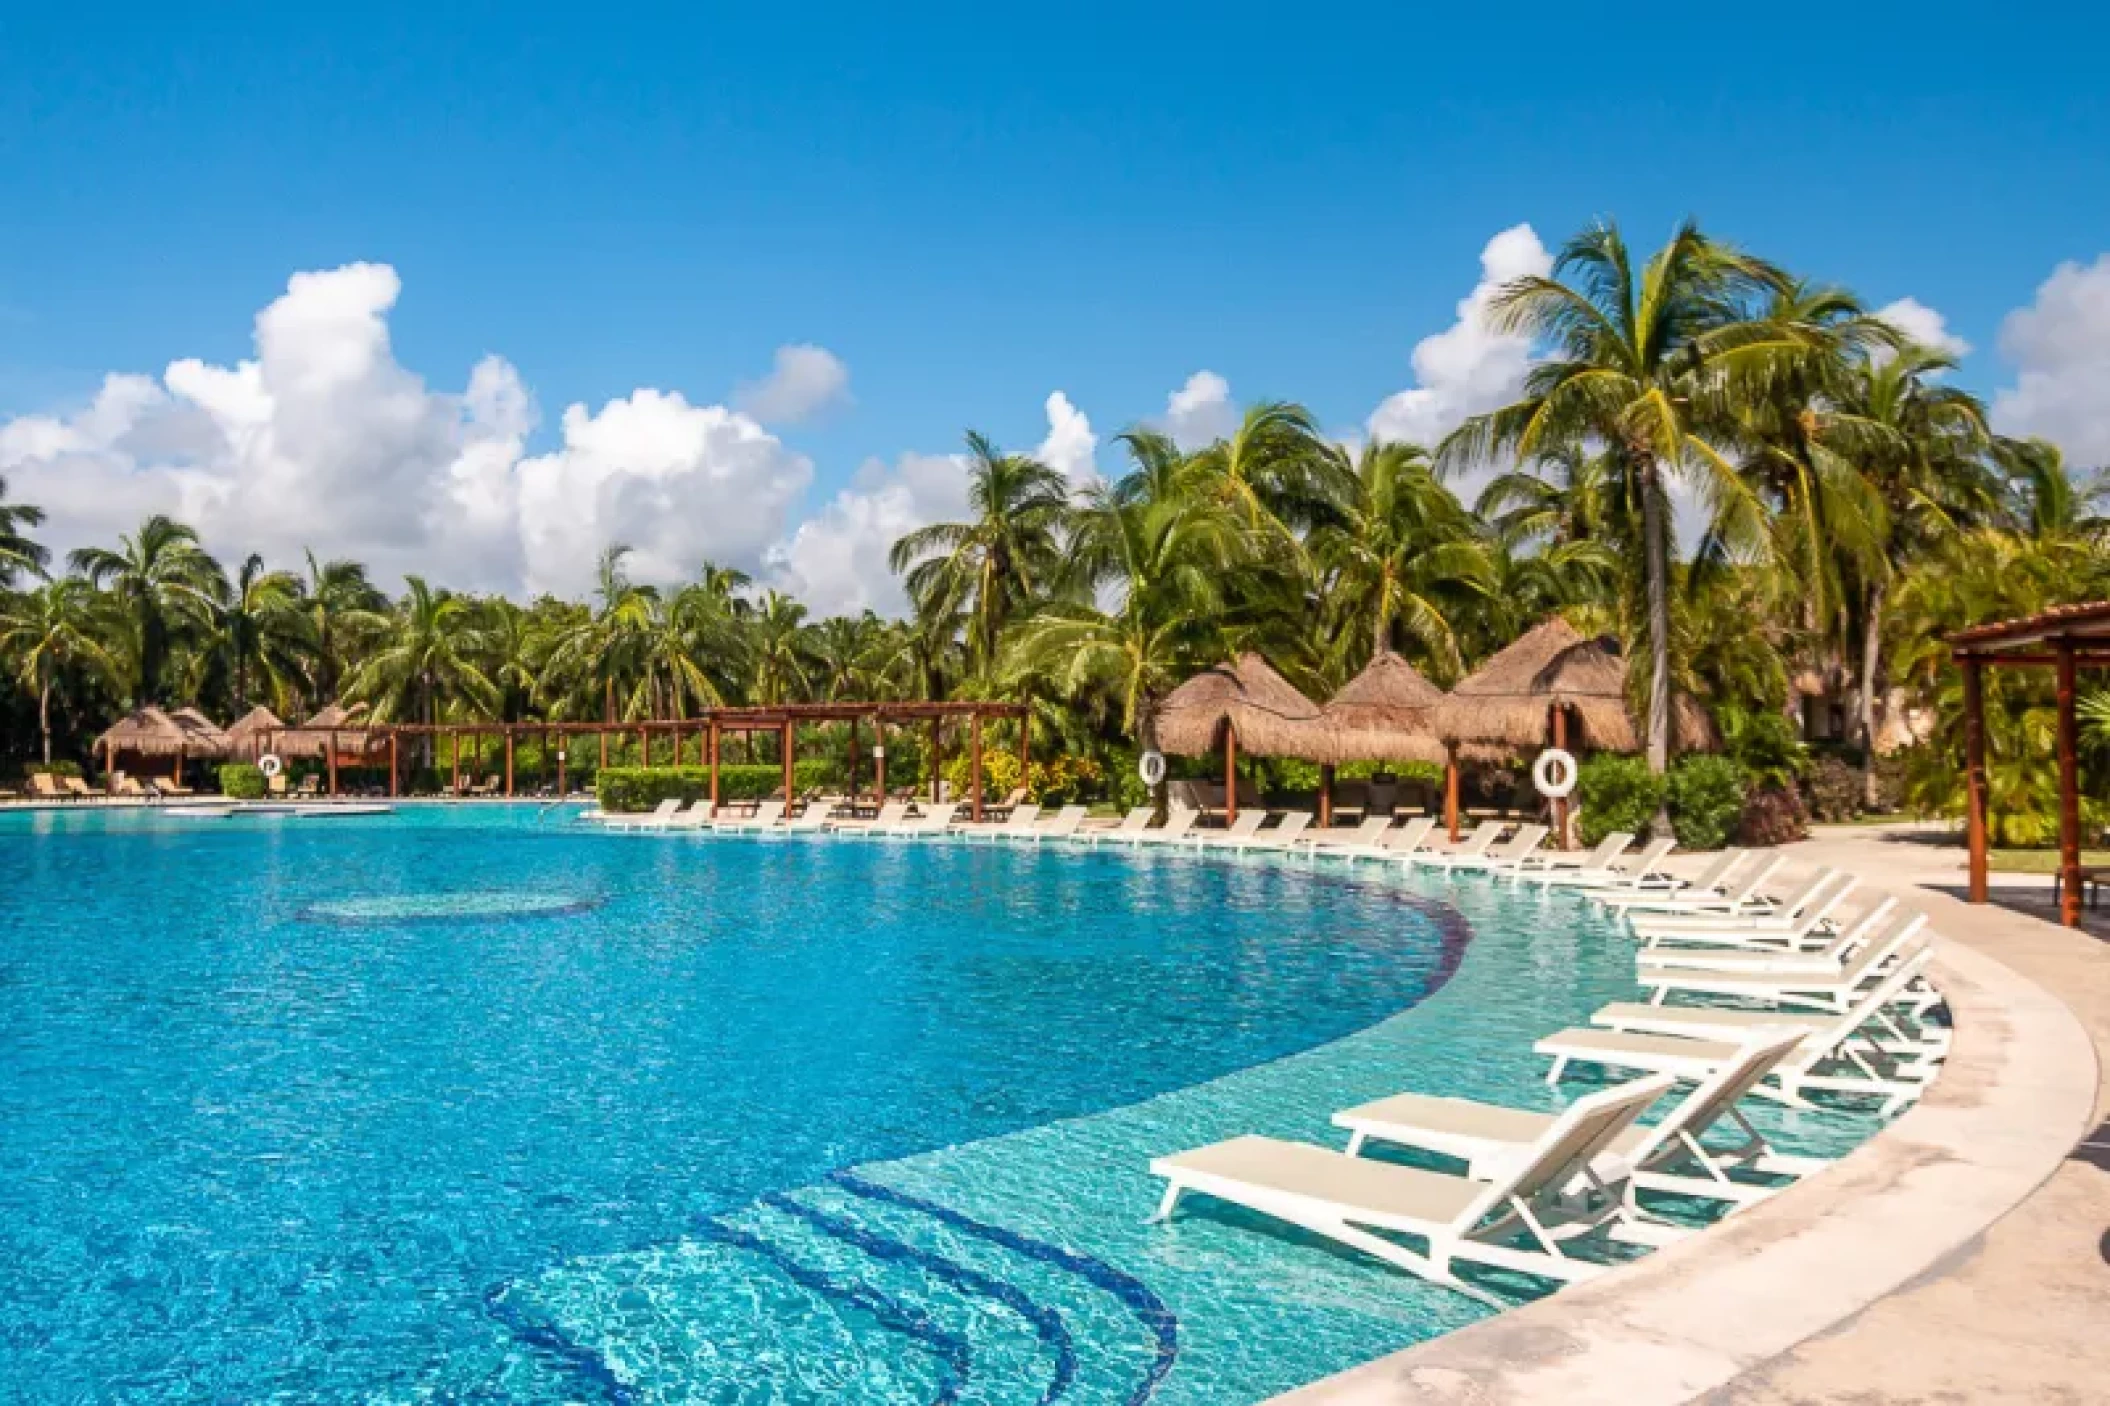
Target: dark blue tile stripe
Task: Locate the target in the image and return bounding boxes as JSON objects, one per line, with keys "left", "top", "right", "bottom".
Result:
{"left": 700, "top": 1219, "right": 971, "bottom": 1405}
{"left": 481, "top": 1282, "right": 642, "bottom": 1406}
{"left": 764, "top": 1191, "right": 1077, "bottom": 1405}
{"left": 830, "top": 1172, "right": 1178, "bottom": 1406}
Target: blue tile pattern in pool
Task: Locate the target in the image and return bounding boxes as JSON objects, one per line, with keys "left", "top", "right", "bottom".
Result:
{"left": 0, "top": 805, "right": 1888, "bottom": 1402}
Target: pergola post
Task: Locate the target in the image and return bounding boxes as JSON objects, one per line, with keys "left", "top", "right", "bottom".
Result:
{"left": 2057, "top": 640, "right": 2082, "bottom": 928}
{"left": 555, "top": 732, "right": 567, "bottom": 798}
{"left": 708, "top": 718, "right": 721, "bottom": 813}
{"left": 1443, "top": 745, "right": 1460, "bottom": 842}
{"left": 389, "top": 733, "right": 399, "bottom": 798}
{"left": 1018, "top": 705, "right": 1031, "bottom": 778}
{"left": 970, "top": 711, "right": 984, "bottom": 823}
{"left": 848, "top": 719, "right": 860, "bottom": 804}
{"left": 451, "top": 732, "right": 461, "bottom": 796}
{"left": 1962, "top": 656, "right": 1989, "bottom": 904}
{"left": 599, "top": 728, "right": 608, "bottom": 771}
{"left": 930, "top": 719, "right": 942, "bottom": 803}
{"left": 639, "top": 725, "right": 649, "bottom": 769}
{"left": 505, "top": 728, "right": 515, "bottom": 798}
{"left": 328, "top": 730, "right": 339, "bottom": 797}
{"left": 781, "top": 720, "right": 795, "bottom": 804}
{"left": 1223, "top": 724, "right": 1239, "bottom": 828}
{"left": 1318, "top": 763, "right": 1334, "bottom": 828}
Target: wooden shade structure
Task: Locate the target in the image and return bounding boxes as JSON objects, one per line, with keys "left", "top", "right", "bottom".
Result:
{"left": 225, "top": 705, "right": 285, "bottom": 760}
{"left": 1154, "top": 653, "right": 1322, "bottom": 826}
{"left": 1301, "top": 650, "right": 1447, "bottom": 829}
{"left": 170, "top": 707, "right": 232, "bottom": 759}
{"left": 95, "top": 706, "right": 194, "bottom": 789}
{"left": 1949, "top": 600, "right": 2110, "bottom": 928}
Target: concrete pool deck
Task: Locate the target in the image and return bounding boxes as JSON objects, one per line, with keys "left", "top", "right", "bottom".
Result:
{"left": 1274, "top": 825, "right": 2110, "bottom": 1405}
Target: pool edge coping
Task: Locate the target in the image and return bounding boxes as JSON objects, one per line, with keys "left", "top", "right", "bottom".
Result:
{"left": 1261, "top": 871, "right": 2099, "bottom": 1405}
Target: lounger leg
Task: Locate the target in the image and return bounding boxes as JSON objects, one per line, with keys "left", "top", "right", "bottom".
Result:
{"left": 1545, "top": 1055, "right": 1570, "bottom": 1086}
{"left": 1147, "top": 1181, "right": 1185, "bottom": 1225}
{"left": 1344, "top": 1130, "right": 1368, "bottom": 1157}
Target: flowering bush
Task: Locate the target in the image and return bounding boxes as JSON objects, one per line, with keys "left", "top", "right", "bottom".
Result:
{"left": 942, "top": 751, "right": 1107, "bottom": 805}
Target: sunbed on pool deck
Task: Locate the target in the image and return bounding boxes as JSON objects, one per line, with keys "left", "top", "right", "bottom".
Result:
{"left": 1430, "top": 823, "right": 1548, "bottom": 874}
{"left": 1641, "top": 898, "right": 1900, "bottom": 973}
{"left": 1598, "top": 852, "right": 1786, "bottom": 917}
{"left": 1019, "top": 804, "right": 1088, "bottom": 843}
{"left": 777, "top": 800, "right": 839, "bottom": 833}
{"left": 1201, "top": 810, "right": 1313, "bottom": 853}
{"left": 1350, "top": 814, "right": 1438, "bottom": 862}
{"left": 1506, "top": 831, "right": 1630, "bottom": 883}
{"left": 608, "top": 798, "right": 683, "bottom": 830}
{"left": 1637, "top": 913, "right": 1929, "bottom": 1012}
{"left": 1126, "top": 806, "right": 1201, "bottom": 847}
{"left": 876, "top": 802, "right": 958, "bottom": 838}
{"left": 666, "top": 799, "right": 718, "bottom": 830}
{"left": 1192, "top": 810, "right": 1267, "bottom": 846}
{"left": 1336, "top": 1028, "right": 1820, "bottom": 1213}
{"left": 712, "top": 800, "right": 786, "bottom": 832}
{"left": 834, "top": 800, "right": 908, "bottom": 835}
{"left": 1084, "top": 807, "right": 1154, "bottom": 845}
{"left": 1537, "top": 951, "right": 1943, "bottom": 1115}
{"left": 1536, "top": 835, "right": 1679, "bottom": 890}
{"left": 1594, "top": 846, "right": 1744, "bottom": 907}
{"left": 1408, "top": 820, "right": 1502, "bottom": 868}
{"left": 1300, "top": 815, "right": 1392, "bottom": 856}
{"left": 1148, "top": 1074, "right": 1677, "bottom": 1304}
{"left": 1633, "top": 871, "right": 1858, "bottom": 947}
{"left": 961, "top": 802, "right": 1040, "bottom": 841}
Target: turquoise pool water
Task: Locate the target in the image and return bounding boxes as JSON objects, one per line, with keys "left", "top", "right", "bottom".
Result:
{"left": 0, "top": 806, "right": 1884, "bottom": 1403}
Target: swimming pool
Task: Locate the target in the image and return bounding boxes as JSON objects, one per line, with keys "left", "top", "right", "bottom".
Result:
{"left": 0, "top": 806, "right": 1884, "bottom": 1402}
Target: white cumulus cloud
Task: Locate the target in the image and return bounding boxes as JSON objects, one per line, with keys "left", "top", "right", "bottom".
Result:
{"left": 733, "top": 343, "right": 852, "bottom": 426}
{"left": 1036, "top": 391, "right": 1098, "bottom": 486}
{"left": 1875, "top": 297, "right": 1970, "bottom": 360}
{"left": 1367, "top": 223, "right": 1552, "bottom": 448}
{"left": 766, "top": 452, "right": 969, "bottom": 617}
{"left": 1991, "top": 254, "right": 2110, "bottom": 465}
{"left": 1158, "top": 370, "right": 1237, "bottom": 450}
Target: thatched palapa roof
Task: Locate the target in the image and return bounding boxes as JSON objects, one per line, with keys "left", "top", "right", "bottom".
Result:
{"left": 273, "top": 703, "right": 378, "bottom": 760}
{"left": 1303, "top": 650, "right": 1450, "bottom": 766}
{"left": 1433, "top": 617, "right": 1714, "bottom": 753}
{"left": 225, "top": 705, "right": 285, "bottom": 742}
{"left": 1153, "top": 653, "right": 1322, "bottom": 757}
{"left": 96, "top": 706, "right": 195, "bottom": 757}
{"left": 170, "top": 707, "right": 231, "bottom": 757}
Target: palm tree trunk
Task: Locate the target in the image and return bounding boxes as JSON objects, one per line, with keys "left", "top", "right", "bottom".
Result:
{"left": 1639, "top": 461, "right": 1673, "bottom": 774}
{"left": 39, "top": 670, "right": 53, "bottom": 765}
{"left": 1858, "top": 578, "right": 1885, "bottom": 809}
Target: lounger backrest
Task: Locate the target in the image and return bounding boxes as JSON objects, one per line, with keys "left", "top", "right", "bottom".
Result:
{"left": 1456, "top": 821, "right": 1502, "bottom": 856}
{"left": 1388, "top": 816, "right": 1437, "bottom": 853}
{"left": 753, "top": 800, "right": 786, "bottom": 824}
{"left": 1160, "top": 807, "right": 1198, "bottom": 837}
{"left": 1798, "top": 948, "right": 1934, "bottom": 1068}
{"left": 1837, "top": 912, "right": 1929, "bottom": 984}
{"left": 870, "top": 801, "right": 908, "bottom": 827}
{"left": 1464, "top": 1074, "right": 1676, "bottom": 1223}
{"left": 1684, "top": 848, "right": 1745, "bottom": 894}
{"left": 1634, "top": 1029, "right": 1806, "bottom": 1165}
{"left": 1345, "top": 816, "right": 1390, "bottom": 844}
{"left": 1270, "top": 812, "right": 1311, "bottom": 841}
{"left": 1500, "top": 824, "right": 1549, "bottom": 859}
{"left": 1042, "top": 805, "right": 1087, "bottom": 835}
{"left": 1826, "top": 897, "right": 1899, "bottom": 956}
{"left": 918, "top": 802, "right": 959, "bottom": 828}
{"left": 652, "top": 798, "right": 682, "bottom": 817}
{"left": 1224, "top": 811, "right": 1266, "bottom": 839}
{"left": 1581, "top": 832, "right": 1632, "bottom": 869}
{"left": 1793, "top": 873, "right": 1857, "bottom": 934}
{"left": 1117, "top": 807, "right": 1153, "bottom": 832}
{"left": 1624, "top": 836, "right": 1676, "bottom": 878}
{"left": 1770, "top": 867, "right": 1835, "bottom": 918}
{"left": 1006, "top": 803, "right": 1041, "bottom": 830}
{"left": 1725, "top": 853, "right": 1786, "bottom": 905}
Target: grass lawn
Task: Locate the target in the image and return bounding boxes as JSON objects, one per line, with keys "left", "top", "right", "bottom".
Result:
{"left": 1988, "top": 849, "right": 2110, "bottom": 874}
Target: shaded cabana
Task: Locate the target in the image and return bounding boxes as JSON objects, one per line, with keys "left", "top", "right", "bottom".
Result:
{"left": 1301, "top": 649, "right": 1449, "bottom": 827}
{"left": 1434, "top": 617, "right": 1715, "bottom": 846}
{"left": 94, "top": 706, "right": 195, "bottom": 790}
{"left": 1949, "top": 601, "right": 2110, "bottom": 927}
{"left": 225, "top": 705, "right": 285, "bottom": 761}
{"left": 1154, "top": 653, "right": 1323, "bottom": 826}
{"left": 265, "top": 705, "right": 385, "bottom": 795}
{"left": 170, "top": 707, "right": 231, "bottom": 759}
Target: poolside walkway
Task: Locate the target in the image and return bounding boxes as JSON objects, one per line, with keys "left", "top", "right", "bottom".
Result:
{"left": 1279, "top": 824, "right": 2110, "bottom": 1406}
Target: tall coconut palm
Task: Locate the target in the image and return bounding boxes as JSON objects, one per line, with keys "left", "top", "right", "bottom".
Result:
{"left": 1184, "top": 401, "right": 1338, "bottom": 544}
{"left": 0, "top": 474, "right": 49, "bottom": 587}
{"left": 748, "top": 591, "right": 817, "bottom": 706}
{"left": 889, "top": 432, "right": 1071, "bottom": 671}
{"left": 297, "top": 551, "right": 389, "bottom": 708}
{"left": 540, "top": 546, "right": 658, "bottom": 722}
{"left": 195, "top": 553, "right": 306, "bottom": 712}
{"left": 67, "top": 515, "right": 225, "bottom": 704}
{"left": 342, "top": 577, "right": 498, "bottom": 763}
{"left": 809, "top": 612, "right": 887, "bottom": 701}
{"left": 0, "top": 578, "right": 121, "bottom": 763}
{"left": 1444, "top": 221, "right": 1792, "bottom": 771}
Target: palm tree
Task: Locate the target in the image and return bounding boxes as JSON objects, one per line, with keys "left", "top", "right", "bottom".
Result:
{"left": 196, "top": 553, "right": 306, "bottom": 712}
{"left": 809, "top": 613, "right": 887, "bottom": 701}
{"left": 540, "top": 546, "right": 657, "bottom": 723}
{"left": 0, "top": 474, "right": 49, "bottom": 587}
{"left": 0, "top": 578, "right": 121, "bottom": 762}
{"left": 1444, "top": 221, "right": 1793, "bottom": 771}
{"left": 67, "top": 515, "right": 225, "bottom": 704}
{"left": 1184, "top": 401, "right": 1338, "bottom": 543}
{"left": 1310, "top": 440, "right": 1493, "bottom": 680}
{"left": 342, "top": 577, "right": 498, "bottom": 763}
{"left": 889, "top": 432, "right": 1071, "bottom": 671}
{"left": 748, "top": 591, "right": 817, "bottom": 706}
{"left": 296, "top": 551, "right": 390, "bottom": 708}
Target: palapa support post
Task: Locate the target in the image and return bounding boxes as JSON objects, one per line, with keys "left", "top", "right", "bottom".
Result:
{"left": 1443, "top": 746, "right": 1460, "bottom": 842}
{"left": 1223, "top": 725, "right": 1238, "bottom": 828}
{"left": 1318, "top": 763, "right": 1334, "bottom": 828}
{"left": 2057, "top": 640, "right": 2082, "bottom": 928}
{"left": 389, "top": 733, "right": 399, "bottom": 798}
{"left": 708, "top": 718, "right": 721, "bottom": 813}
{"left": 505, "top": 729, "right": 515, "bottom": 798}
{"left": 1551, "top": 704, "right": 1571, "bottom": 851}
{"left": 970, "top": 711, "right": 984, "bottom": 823}
{"left": 930, "top": 719, "right": 942, "bottom": 803}
{"left": 1962, "top": 655, "right": 1989, "bottom": 905}
{"left": 781, "top": 721, "right": 795, "bottom": 805}
{"left": 874, "top": 720, "right": 887, "bottom": 802}
{"left": 639, "top": 725, "right": 649, "bottom": 769}
{"left": 328, "top": 730, "right": 339, "bottom": 797}
{"left": 451, "top": 732, "right": 461, "bottom": 796}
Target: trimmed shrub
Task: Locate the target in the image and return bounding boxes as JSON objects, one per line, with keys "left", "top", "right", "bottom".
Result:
{"left": 1737, "top": 785, "right": 1810, "bottom": 847}
{"left": 218, "top": 762, "right": 267, "bottom": 800}
{"left": 941, "top": 750, "right": 1107, "bottom": 806}
{"left": 1666, "top": 755, "right": 1748, "bottom": 850}
{"left": 596, "top": 762, "right": 835, "bottom": 813}
{"left": 1575, "top": 755, "right": 1665, "bottom": 846}
{"left": 1803, "top": 755, "right": 1862, "bottom": 822}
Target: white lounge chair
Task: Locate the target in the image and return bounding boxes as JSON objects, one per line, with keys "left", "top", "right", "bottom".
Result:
{"left": 879, "top": 802, "right": 958, "bottom": 838}
{"left": 712, "top": 799, "right": 786, "bottom": 832}
{"left": 1086, "top": 807, "right": 1156, "bottom": 845}
{"left": 1538, "top": 835, "right": 1679, "bottom": 890}
{"left": 1600, "top": 853, "right": 1787, "bottom": 918}
{"left": 1631, "top": 871, "right": 1856, "bottom": 947}
{"left": 1356, "top": 815, "right": 1439, "bottom": 863}
{"left": 1411, "top": 820, "right": 1503, "bottom": 868}
{"left": 1019, "top": 805, "right": 1088, "bottom": 843}
{"left": 1537, "top": 953, "right": 1942, "bottom": 1115}
{"left": 609, "top": 798, "right": 683, "bottom": 831}
{"left": 778, "top": 800, "right": 838, "bottom": 833}
{"left": 1194, "top": 810, "right": 1267, "bottom": 846}
{"left": 964, "top": 803, "right": 1040, "bottom": 841}
{"left": 1508, "top": 832, "right": 1631, "bottom": 883}
{"left": 666, "top": 799, "right": 718, "bottom": 830}
{"left": 1640, "top": 898, "right": 1901, "bottom": 973}
{"left": 1593, "top": 847, "right": 1744, "bottom": 907}
{"left": 1148, "top": 1074, "right": 1676, "bottom": 1304}
{"left": 1637, "top": 915, "right": 1929, "bottom": 1012}
{"left": 837, "top": 800, "right": 910, "bottom": 835}
{"left": 1335, "top": 1029, "right": 1819, "bottom": 1211}
{"left": 1104, "top": 807, "right": 1196, "bottom": 847}
{"left": 1301, "top": 816, "right": 1392, "bottom": 856}
{"left": 1436, "top": 823, "right": 1549, "bottom": 874}
{"left": 1206, "top": 811, "right": 1313, "bottom": 853}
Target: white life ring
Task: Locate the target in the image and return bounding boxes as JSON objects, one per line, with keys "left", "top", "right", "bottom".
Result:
{"left": 1532, "top": 748, "right": 1577, "bottom": 800}
{"left": 258, "top": 753, "right": 284, "bottom": 779}
{"left": 1137, "top": 750, "right": 1167, "bottom": 787}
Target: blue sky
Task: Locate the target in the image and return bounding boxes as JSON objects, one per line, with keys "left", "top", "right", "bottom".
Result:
{"left": 2, "top": 3, "right": 2107, "bottom": 608}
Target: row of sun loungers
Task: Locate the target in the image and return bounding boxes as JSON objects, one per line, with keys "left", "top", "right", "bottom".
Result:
{"left": 1146, "top": 854, "right": 1949, "bottom": 1303}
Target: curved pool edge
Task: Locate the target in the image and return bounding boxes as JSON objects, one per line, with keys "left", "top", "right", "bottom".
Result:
{"left": 1265, "top": 862, "right": 2100, "bottom": 1406}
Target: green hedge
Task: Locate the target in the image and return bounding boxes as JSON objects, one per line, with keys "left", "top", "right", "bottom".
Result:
{"left": 596, "top": 762, "right": 836, "bottom": 813}
{"left": 219, "top": 763, "right": 267, "bottom": 800}
{"left": 1575, "top": 754, "right": 1665, "bottom": 845}
{"left": 1666, "top": 755, "right": 1749, "bottom": 850}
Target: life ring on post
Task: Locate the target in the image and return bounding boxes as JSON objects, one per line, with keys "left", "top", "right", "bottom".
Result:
{"left": 257, "top": 753, "right": 284, "bottom": 779}
{"left": 1137, "top": 750, "right": 1167, "bottom": 787}
{"left": 1532, "top": 747, "right": 1577, "bottom": 800}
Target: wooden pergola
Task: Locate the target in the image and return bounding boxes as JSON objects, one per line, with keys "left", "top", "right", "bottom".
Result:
{"left": 1949, "top": 601, "right": 2110, "bottom": 927}
{"left": 255, "top": 700, "right": 1028, "bottom": 819}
